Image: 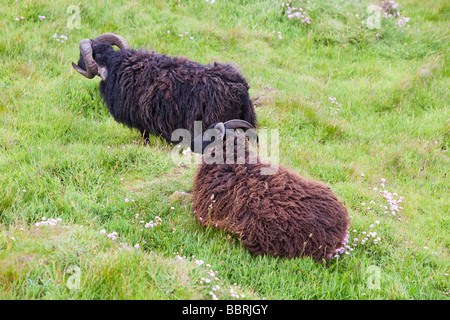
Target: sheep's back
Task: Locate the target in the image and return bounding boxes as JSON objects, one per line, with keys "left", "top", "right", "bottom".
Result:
{"left": 101, "top": 50, "right": 255, "bottom": 142}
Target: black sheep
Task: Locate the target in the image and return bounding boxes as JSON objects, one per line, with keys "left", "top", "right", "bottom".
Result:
{"left": 72, "top": 33, "right": 257, "bottom": 143}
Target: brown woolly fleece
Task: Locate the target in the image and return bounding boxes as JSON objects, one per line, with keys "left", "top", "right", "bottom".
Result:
{"left": 192, "top": 136, "right": 349, "bottom": 260}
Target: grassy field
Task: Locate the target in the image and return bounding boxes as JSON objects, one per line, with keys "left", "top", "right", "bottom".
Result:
{"left": 0, "top": 0, "right": 448, "bottom": 300}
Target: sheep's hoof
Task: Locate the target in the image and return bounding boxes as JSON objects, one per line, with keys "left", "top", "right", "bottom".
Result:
{"left": 139, "top": 134, "right": 151, "bottom": 146}
{"left": 139, "top": 131, "right": 151, "bottom": 145}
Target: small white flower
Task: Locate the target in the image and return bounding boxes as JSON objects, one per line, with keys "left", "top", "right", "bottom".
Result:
{"left": 145, "top": 221, "right": 154, "bottom": 228}
{"left": 211, "top": 293, "right": 218, "bottom": 300}
{"left": 195, "top": 260, "right": 204, "bottom": 266}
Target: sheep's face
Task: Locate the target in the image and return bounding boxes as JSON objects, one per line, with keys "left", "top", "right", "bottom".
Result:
{"left": 190, "top": 122, "right": 224, "bottom": 154}
{"left": 189, "top": 120, "right": 257, "bottom": 158}
{"left": 76, "top": 42, "right": 115, "bottom": 81}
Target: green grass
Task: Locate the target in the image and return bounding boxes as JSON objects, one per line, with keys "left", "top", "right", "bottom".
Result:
{"left": 0, "top": 0, "right": 449, "bottom": 300}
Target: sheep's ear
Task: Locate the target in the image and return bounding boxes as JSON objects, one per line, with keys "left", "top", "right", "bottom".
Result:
{"left": 214, "top": 122, "right": 226, "bottom": 140}
{"left": 98, "top": 66, "right": 108, "bottom": 81}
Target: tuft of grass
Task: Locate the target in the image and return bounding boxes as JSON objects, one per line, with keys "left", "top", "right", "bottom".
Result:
{"left": 0, "top": 220, "right": 258, "bottom": 299}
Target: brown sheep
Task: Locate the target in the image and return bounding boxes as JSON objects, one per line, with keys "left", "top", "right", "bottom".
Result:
{"left": 190, "top": 120, "right": 350, "bottom": 261}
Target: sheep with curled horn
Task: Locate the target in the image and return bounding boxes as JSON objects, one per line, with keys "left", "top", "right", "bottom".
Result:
{"left": 190, "top": 120, "right": 350, "bottom": 261}
{"left": 72, "top": 33, "right": 257, "bottom": 143}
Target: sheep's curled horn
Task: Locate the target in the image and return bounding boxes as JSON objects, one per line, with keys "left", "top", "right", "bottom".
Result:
{"left": 190, "top": 119, "right": 257, "bottom": 154}
{"left": 71, "top": 33, "right": 129, "bottom": 79}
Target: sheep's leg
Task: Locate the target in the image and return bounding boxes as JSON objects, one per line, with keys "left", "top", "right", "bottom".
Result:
{"left": 140, "top": 130, "right": 150, "bottom": 145}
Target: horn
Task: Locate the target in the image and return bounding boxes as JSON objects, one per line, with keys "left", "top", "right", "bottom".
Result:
{"left": 223, "top": 119, "right": 258, "bottom": 144}
{"left": 93, "top": 33, "right": 129, "bottom": 50}
{"left": 72, "top": 39, "right": 98, "bottom": 79}
{"left": 223, "top": 119, "right": 255, "bottom": 130}
{"left": 190, "top": 120, "right": 257, "bottom": 154}
{"left": 214, "top": 122, "right": 226, "bottom": 139}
